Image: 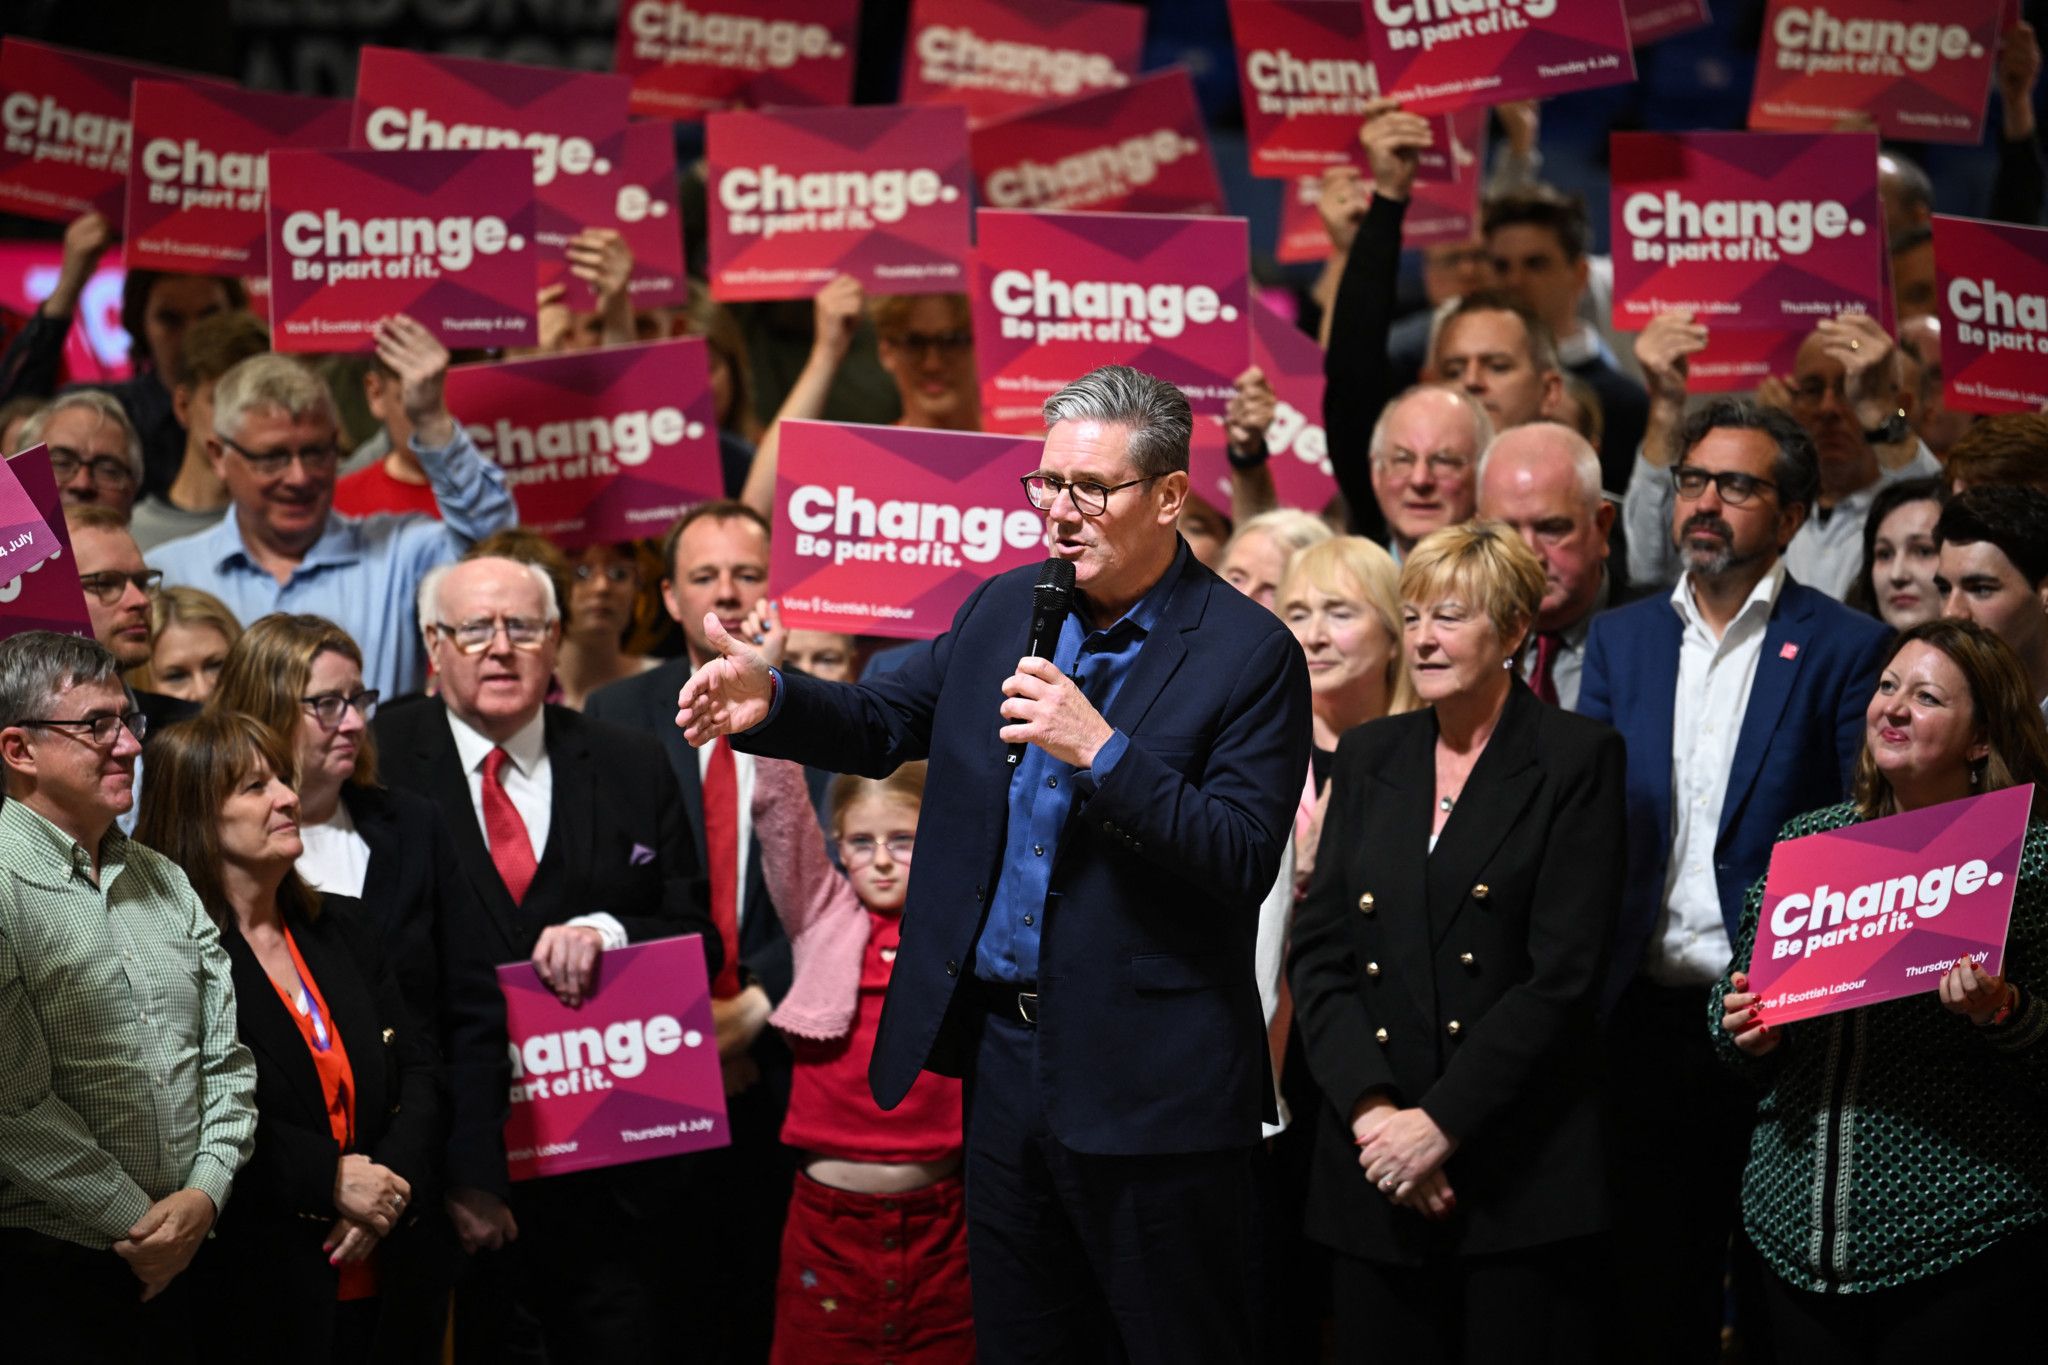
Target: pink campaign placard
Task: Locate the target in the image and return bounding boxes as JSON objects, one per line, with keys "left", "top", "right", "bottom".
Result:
{"left": 266, "top": 147, "right": 539, "bottom": 355}
{"left": 123, "top": 82, "right": 352, "bottom": 278}
{"left": 772, "top": 419, "right": 1047, "bottom": 639}
{"left": 1609, "top": 131, "right": 1887, "bottom": 333}
{"left": 707, "top": 104, "right": 973, "bottom": 302}
{"left": 499, "top": 935, "right": 729, "bottom": 1182}
{"left": 1190, "top": 300, "right": 1335, "bottom": 510}
{"left": 616, "top": 0, "right": 859, "bottom": 119}
{"left": 614, "top": 121, "right": 690, "bottom": 311}
{"left": 0, "top": 39, "right": 226, "bottom": 225}
{"left": 1745, "top": 786, "right": 2032, "bottom": 1027}
{"left": 902, "top": 0, "right": 1147, "bottom": 129}
{"left": 1364, "top": 0, "right": 1637, "bottom": 114}
{"left": 1227, "top": 0, "right": 1455, "bottom": 181}
{"left": 973, "top": 209, "right": 1252, "bottom": 433}
{"left": 1934, "top": 214, "right": 2048, "bottom": 414}
{"left": 0, "top": 444, "right": 59, "bottom": 586}
{"left": 352, "top": 48, "right": 632, "bottom": 300}
{"left": 969, "top": 69, "right": 1228, "bottom": 217}
{"left": 445, "top": 339, "right": 724, "bottom": 548}
{"left": 1624, "top": 0, "right": 1712, "bottom": 47}
{"left": 1749, "top": 0, "right": 2004, "bottom": 145}
{"left": 0, "top": 447, "right": 94, "bottom": 643}
{"left": 1276, "top": 107, "right": 1486, "bottom": 262}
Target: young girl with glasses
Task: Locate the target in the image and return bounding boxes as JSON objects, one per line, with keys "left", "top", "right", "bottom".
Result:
{"left": 750, "top": 756, "right": 972, "bottom": 1364}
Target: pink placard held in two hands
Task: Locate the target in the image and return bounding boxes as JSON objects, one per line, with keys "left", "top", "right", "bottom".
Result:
{"left": 1748, "top": 0, "right": 2006, "bottom": 144}
{"left": 771, "top": 420, "right": 1049, "bottom": 639}
{"left": 499, "top": 935, "right": 730, "bottom": 1181}
{"left": 615, "top": 0, "right": 859, "bottom": 119}
{"left": 969, "top": 69, "right": 1228, "bottom": 217}
{"left": 1934, "top": 214, "right": 2048, "bottom": 414}
{"left": 707, "top": 103, "right": 973, "bottom": 302}
{"left": 1363, "top": 0, "right": 1637, "bottom": 114}
{"left": 265, "top": 147, "right": 539, "bottom": 354}
{"left": 900, "top": 0, "right": 1147, "bottom": 129}
{"left": 972, "top": 209, "right": 1252, "bottom": 434}
{"left": 1745, "top": 786, "right": 2033, "bottom": 1027}
{"left": 444, "top": 339, "right": 724, "bottom": 549}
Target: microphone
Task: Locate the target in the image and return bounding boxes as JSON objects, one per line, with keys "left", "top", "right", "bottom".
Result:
{"left": 1006, "top": 558, "right": 1076, "bottom": 766}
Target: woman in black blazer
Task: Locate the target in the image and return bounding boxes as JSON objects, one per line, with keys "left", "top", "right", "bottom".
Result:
{"left": 136, "top": 712, "right": 440, "bottom": 1364}
{"left": 1289, "top": 521, "right": 1627, "bottom": 1363}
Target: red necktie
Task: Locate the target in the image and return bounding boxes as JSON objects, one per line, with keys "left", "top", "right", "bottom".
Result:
{"left": 1529, "top": 631, "right": 1563, "bottom": 706}
{"left": 702, "top": 736, "right": 742, "bottom": 999}
{"left": 482, "top": 747, "right": 538, "bottom": 905}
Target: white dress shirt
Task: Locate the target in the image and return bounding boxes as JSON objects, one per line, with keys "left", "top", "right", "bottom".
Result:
{"left": 694, "top": 661, "right": 757, "bottom": 930}
{"left": 297, "top": 799, "right": 371, "bottom": 898}
{"left": 444, "top": 706, "right": 627, "bottom": 948}
{"left": 1651, "top": 562, "right": 1787, "bottom": 987}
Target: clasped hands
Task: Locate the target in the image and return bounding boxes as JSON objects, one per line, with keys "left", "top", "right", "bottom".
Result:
{"left": 1351, "top": 1098, "right": 1458, "bottom": 1222}
{"left": 323, "top": 1153, "right": 412, "bottom": 1267}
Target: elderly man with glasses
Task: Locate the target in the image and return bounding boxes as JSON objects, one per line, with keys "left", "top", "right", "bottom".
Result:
{"left": 11, "top": 392, "right": 144, "bottom": 521}
{"left": 0, "top": 631, "right": 257, "bottom": 1363}
{"left": 151, "top": 316, "right": 515, "bottom": 697}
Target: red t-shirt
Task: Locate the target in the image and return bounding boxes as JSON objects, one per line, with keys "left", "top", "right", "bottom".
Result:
{"left": 778, "top": 910, "right": 963, "bottom": 1164}
{"left": 332, "top": 461, "right": 441, "bottom": 519}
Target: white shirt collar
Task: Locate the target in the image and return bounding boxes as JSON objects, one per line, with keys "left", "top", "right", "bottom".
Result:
{"left": 445, "top": 704, "right": 547, "bottom": 777}
{"left": 1672, "top": 559, "right": 1787, "bottom": 637}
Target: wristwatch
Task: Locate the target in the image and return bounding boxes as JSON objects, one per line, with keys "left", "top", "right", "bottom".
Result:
{"left": 1861, "top": 408, "right": 1910, "bottom": 445}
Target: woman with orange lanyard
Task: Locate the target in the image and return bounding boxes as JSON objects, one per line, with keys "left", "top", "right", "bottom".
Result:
{"left": 136, "top": 712, "right": 438, "bottom": 1362}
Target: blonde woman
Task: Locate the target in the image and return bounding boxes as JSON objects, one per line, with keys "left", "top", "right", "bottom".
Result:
{"left": 129, "top": 585, "right": 241, "bottom": 703}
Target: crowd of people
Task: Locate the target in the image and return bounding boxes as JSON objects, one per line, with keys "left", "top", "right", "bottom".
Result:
{"left": 3, "top": 19, "right": 2048, "bottom": 1365}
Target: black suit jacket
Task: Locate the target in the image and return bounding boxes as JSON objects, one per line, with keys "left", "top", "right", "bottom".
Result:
{"left": 340, "top": 781, "right": 459, "bottom": 1037}
{"left": 737, "top": 548, "right": 1312, "bottom": 1155}
{"left": 205, "top": 894, "right": 441, "bottom": 1355}
{"left": 371, "top": 700, "right": 716, "bottom": 1197}
{"left": 1290, "top": 684, "right": 1626, "bottom": 1263}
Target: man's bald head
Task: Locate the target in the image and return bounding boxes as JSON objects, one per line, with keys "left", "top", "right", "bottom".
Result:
{"left": 1477, "top": 421, "right": 1614, "bottom": 632}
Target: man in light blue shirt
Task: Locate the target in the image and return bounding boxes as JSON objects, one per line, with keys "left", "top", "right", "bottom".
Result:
{"left": 152, "top": 315, "right": 514, "bottom": 696}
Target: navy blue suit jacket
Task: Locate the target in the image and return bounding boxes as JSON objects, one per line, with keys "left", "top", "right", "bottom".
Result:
{"left": 1576, "top": 576, "right": 1890, "bottom": 1008}
{"left": 734, "top": 548, "right": 1312, "bottom": 1155}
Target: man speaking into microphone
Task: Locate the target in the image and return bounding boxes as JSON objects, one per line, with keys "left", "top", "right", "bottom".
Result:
{"left": 676, "top": 365, "right": 1310, "bottom": 1362}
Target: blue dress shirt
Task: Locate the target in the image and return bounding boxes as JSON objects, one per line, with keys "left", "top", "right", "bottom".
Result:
{"left": 975, "top": 544, "right": 1186, "bottom": 985}
{"left": 150, "top": 425, "right": 515, "bottom": 698}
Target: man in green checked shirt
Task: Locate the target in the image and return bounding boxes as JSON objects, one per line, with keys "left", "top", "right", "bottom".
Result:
{"left": 0, "top": 631, "right": 255, "bottom": 1360}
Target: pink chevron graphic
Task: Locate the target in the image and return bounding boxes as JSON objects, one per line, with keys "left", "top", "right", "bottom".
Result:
{"left": 265, "top": 148, "right": 538, "bottom": 354}
{"left": 1364, "top": 0, "right": 1637, "bottom": 113}
{"left": 1610, "top": 132, "right": 1888, "bottom": 332}
{"left": 124, "top": 82, "right": 351, "bottom": 277}
{"left": 443, "top": 339, "right": 722, "bottom": 547}
{"left": 1227, "top": 0, "right": 1456, "bottom": 181}
{"left": 0, "top": 39, "right": 230, "bottom": 223}
{"left": 902, "top": 0, "right": 1146, "bottom": 128}
{"left": 616, "top": 0, "right": 858, "bottom": 119}
{"left": 500, "top": 936, "right": 728, "bottom": 1181}
{"left": 1745, "top": 785, "right": 2034, "bottom": 1026}
{"left": 0, "top": 447, "right": 94, "bottom": 643}
{"left": 1934, "top": 215, "right": 2048, "bottom": 413}
{"left": 707, "top": 104, "right": 973, "bottom": 302}
{"left": 1748, "top": 0, "right": 2004, "bottom": 144}
{"left": 972, "top": 209, "right": 1252, "bottom": 432}
{"left": 970, "top": 68, "right": 1228, "bottom": 217}
{"left": 771, "top": 420, "right": 1047, "bottom": 638}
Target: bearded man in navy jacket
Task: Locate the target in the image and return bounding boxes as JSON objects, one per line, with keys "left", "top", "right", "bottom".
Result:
{"left": 677, "top": 365, "right": 1312, "bottom": 1364}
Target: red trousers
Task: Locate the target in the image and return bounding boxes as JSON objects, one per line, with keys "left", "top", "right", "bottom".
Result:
{"left": 771, "top": 1170, "right": 975, "bottom": 1365}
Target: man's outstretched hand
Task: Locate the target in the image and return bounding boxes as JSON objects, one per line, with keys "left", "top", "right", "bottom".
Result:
{"left": 675, "top": 613, "right": 777, "bottom": 745}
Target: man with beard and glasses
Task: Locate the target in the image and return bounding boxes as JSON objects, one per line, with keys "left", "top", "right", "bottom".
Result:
{"left": 1577, "top": 398, "right": 1890, "bottom": 1365}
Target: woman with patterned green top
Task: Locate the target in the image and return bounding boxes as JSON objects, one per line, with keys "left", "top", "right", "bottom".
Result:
{"left": 1713, "top": 617, "right": 2048, "bottom": 1357}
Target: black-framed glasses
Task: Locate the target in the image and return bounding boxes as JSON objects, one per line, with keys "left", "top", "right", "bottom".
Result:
{"left": 1672, "top": 466, "right": 1779, "bottom": 506}
{"left": 76, "top": 569, "right": 163, "bottom": 604}
{"left": 1020, "top": 474, "right": 1158, "bottom": 517}
{"left": 300, "top": 689, "right": 380, "bottom": 728}
{"left": 839, "top": 834, "right": 915, "bottom": 866}
{"left": 17, "top": 711, "right": 147, "bottom": 747}
{"left": 880, "top": 330, "right": 973, "bottom": 359}
{"left": 48, "top": 445, "right": 136, "bottom": 489}
{"left": 572, "top": 562, "right": 637, "bottom": 586}
{"left": 217, "top": 433, "right": 342, "bottom": 477}
{"left": 428, "top": 616, "right": 551, "bottom": 654}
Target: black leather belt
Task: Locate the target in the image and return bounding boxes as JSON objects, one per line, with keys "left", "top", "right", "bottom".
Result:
{"left": 968, "top": 977, "right": 1039, "bottom": 1025}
